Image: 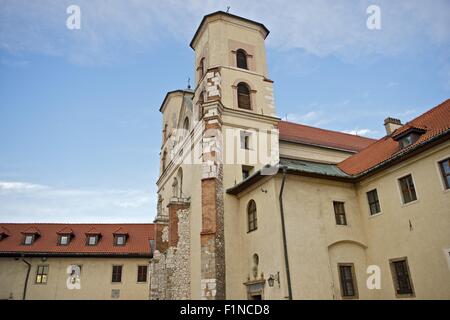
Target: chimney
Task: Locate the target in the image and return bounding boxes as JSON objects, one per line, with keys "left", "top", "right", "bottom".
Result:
{"left": 384, "top": 117, "right": 402, "bottom": 135}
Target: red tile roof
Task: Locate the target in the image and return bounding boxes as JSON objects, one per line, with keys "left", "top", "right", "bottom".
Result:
{"left": 0, "top": 223, "right": 155, "bottom": 257}
{"left": 338, "top": 99, "right": 450, "bottom": 176}
{"left": 278, "top": 121, "right": 376, "bottom": 152}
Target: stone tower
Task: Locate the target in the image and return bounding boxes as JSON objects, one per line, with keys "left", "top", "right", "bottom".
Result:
{"left": 151, "top": 11, "right": 279, "bottom": 300}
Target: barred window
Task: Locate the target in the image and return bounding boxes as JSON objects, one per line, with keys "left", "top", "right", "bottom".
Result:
{"left": 247, "top": 200, "right": 257, "bottom": 232}
{"left": 367, "top": 189, "right": 381, "bottom": 215}
{"left": 333, "top": 201, "right": 347, "bottom": 225}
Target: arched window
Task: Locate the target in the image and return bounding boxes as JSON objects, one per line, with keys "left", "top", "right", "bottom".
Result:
{"left": 236, "top": 49, "right": 248, "bottom": 69}
{"left": 177, "top": 167, "right": 183, "bottom": 197}
{"left": 237, "top": 83, "right": 251, "bottom": 110}
{"left": 199, "top": 58, "right": 205, "bottom": 79}
{"left": 247, "top": 200, "right": 257, "bottom": 232}
{"left": 162, "top": 150, "right": 167, "bottom": 172}
{"left": 183, "top": 117, "right": 190, "bottom": 133}
{"left": 172, "top": 178, "right": 179, "bottom": 198}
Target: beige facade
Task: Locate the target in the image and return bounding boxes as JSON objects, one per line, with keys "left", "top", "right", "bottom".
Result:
{"left": 151, "top": 11, "right": 450, "bottom": 300}
{"left": 0, "top": 256, "right": 150, "bottom": 300}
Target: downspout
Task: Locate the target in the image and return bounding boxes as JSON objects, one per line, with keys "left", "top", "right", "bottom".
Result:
{"left": 21, "top": 258, "right": 31, "bottom": 300}
{"left": 278, "top": 165, "right": 293, "bottom": 300}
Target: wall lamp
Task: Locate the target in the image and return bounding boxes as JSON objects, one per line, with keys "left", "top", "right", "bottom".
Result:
{"left": 268, "top": 272, "right": 280, "bottom": 288}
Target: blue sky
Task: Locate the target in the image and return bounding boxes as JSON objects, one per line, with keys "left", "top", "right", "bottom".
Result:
{"left": 1, "top": 0, "right": 449, "bottom": 223}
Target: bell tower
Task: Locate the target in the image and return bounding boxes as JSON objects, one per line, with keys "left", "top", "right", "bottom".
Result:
{"left": 190, "top": 11, "right": 279, "bottom": 300}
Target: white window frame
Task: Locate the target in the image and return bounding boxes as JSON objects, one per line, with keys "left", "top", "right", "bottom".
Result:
{"left": 396, "top": 173, "right": 419, "bottom": 206}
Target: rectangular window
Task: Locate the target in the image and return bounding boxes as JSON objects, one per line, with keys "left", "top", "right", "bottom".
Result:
{"left": 398, "top": 174, "right": 417, "bottom": 204}
{"left": 86, "top": 235, "right": 98, "bottom": 246}
{"left": 240, "top": 131, "right": 251, "bottom": 150}
{"left": 137, "top": 265, "right": 148, "bottom": 283}
{"left": 112, "top": 265, "right": 122, "bottom": 283}
{"left": 35, "top": 265, "right": 49, "bottom": 284}
{"left": 59, "top": 235, "right": 70, "bottom": 246}
{"left": 439, "top": 158, "right": 450, "bottom": 190}
{"left": 242, "top": 165, "right": 253, "bottom": 180}
{"left": 338, "top": 264, "right": 358, "bottom": 298}
{"left": 114, "top": 235, "right": 126, "bottom": 246}
{"left": 367, "top": 189, "right": 381, "bottom": 215}
{"left": 23, "top": 235, "right": 34, "bottom": 245}
{"left": 390, "top": 258, "right": 414, "bottom": 297}
{"left": 333, "top": 201, "right": 347, "bottom": 225}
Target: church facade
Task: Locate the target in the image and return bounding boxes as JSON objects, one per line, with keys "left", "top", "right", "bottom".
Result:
{"left": 150, "top": 11, "right": 450, "bottom": 300}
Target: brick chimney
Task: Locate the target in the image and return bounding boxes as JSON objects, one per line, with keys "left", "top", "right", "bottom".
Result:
{"left": 384, "top": 117, "right": 402, "bottom": 135}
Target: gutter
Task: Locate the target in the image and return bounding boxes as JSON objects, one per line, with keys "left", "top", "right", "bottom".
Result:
{"left": 21, "top": 258, "right": 31, "bottom": 300}
{"left": 278, "top": 165, "right": 293, "bottom": 300}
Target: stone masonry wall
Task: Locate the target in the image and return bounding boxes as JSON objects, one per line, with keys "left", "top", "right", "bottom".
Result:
{"left": 150, "top": 208, "right": 190, "bottom": 300}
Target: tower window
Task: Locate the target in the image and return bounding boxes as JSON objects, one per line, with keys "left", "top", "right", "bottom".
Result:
{"left": 236, "top": 49, "right": 248, "bottom": 69}
{"left": 237, "top": 83, "right": 251, "bottom": 110}
{"left": 247, "top": 200, "right": 257, "bottom": 232}
{"left": 199, "top": 57, "right": 205, "bottom": 79}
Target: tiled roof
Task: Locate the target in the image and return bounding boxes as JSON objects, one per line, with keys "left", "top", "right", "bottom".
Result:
{"left": 278, "top": 121, "right": 376, "bottom": 152}
{"left": 0, "top": 223, "right": 155, "bottom": 257}
{"left": 338, "top": 99, "right": 450, "bottom": 176}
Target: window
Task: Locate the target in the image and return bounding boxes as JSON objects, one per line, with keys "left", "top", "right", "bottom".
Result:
{"left": 183, "top": 117, "right": 190, "bottom": 134}
{"left": 162, "top": 150, "right": 167, "bottom": 172}
{"left": 367, "top": 189, "right": 381, "bottom": 215}
{"left": 338, "top": 264, "right": 358, "bottom": 298}
{"left": 242, "top": 166, "right": 253, "bottom": 180}
{"left": 23, "top": 234, "right": 34, "bottom": 245}
{"left": 247, "top": 200, "right": 257, "bottom": 232}
{"left": 114, "top": 235, "right": 126, "bottom": 246}
{"left": 137, "top": 265, "right": 148, "bottom": 283}
{"left": 199, "top": 57, "right": 205, "bottom": 79}
{"left": 237, "top": 83, "right": 251, "bottom": 110}
{"left": 398, "top": 174, "right": 417, "bottom": 204}
{"left": 333, "top": 201, "right": 347, "bottom": 225}
{"left": 236, "top": 49, "right": 248, "bottom": 69}
{"left": 59, "top": 235, "right": 70, "bottom": 246}
{"left": 390, "top": 258, "right": 414, "bottom": 297}
{"left": 36, "top": 265, "right": 49, "bottom": 284}
{"left": 86, "top": 235, "right": 98, "bottom": 246}
{"left": 112, "top": 265, "right": 123, "bottom": 283}
{"left": 439, "top": 158, "right": 450, "bottom": 190}
{"left": 240, "top": 131, "right": 252, "bottom": 150}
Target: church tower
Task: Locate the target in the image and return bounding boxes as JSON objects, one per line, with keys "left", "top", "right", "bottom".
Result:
{"left": 152, "top": 11, "right": 279, "bottom": 300}
{"left": 190, "top": 11, "right": 279, "bottom": 300}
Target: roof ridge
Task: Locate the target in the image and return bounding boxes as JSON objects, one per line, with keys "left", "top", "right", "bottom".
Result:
{"left": 279, "top": 120, "right": 377, "bottom": 141}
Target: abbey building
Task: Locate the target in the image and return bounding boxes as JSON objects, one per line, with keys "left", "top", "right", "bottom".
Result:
{"left": 150, "top": 11, "right": 450, "bottom": 300}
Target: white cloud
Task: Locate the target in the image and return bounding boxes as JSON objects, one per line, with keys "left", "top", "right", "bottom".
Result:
{"left": 342, "top": 128, "right": 378, "bottom": 137}
{"left": 1, "top": 0, "right": 449, "bottom": 65}
{"left": 0, "top": 181, "right": 48, "bottom": 191}
{"left": 0, "top": 181, "right": 155, "bottom": 223}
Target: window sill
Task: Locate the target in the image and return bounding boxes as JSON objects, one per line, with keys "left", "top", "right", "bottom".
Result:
{"left": 369, "top": 212, "right": 383, "bottom": 219}
{"left": 401, "top": 199, "right": 419, "bottom": 208}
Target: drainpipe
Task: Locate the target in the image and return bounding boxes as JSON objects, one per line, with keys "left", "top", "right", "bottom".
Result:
{"left": 278, "top": 165, "right": 293, "bottom": 300}
{"left": 21, "top": 257, "right": 31, "bottom": 300}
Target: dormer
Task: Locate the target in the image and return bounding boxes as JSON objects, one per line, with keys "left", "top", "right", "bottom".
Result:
{"left": 57, "top": 226, "right": 74, "bottom": 246}
{"left": 0, "top": 226, "right": 10, "bottom": 241}
{"left": 21, "top": 226, "right": 40, "bottom": 245}
{"left": 85, "top": 227, "right": 101, "bottom": 246}
{"left": 113, "top": 227, "right": 129, "bottom": 246}
{"left": 393, "top": 126, "right": 427, "bottom": 149}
